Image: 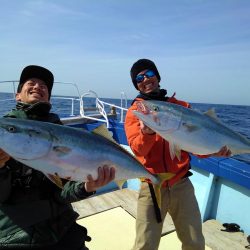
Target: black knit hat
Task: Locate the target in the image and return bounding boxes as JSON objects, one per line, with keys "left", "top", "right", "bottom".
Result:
{"left": 130, "top": 59, "right": 161, "bottom": 90}
{"left": 18, "top": 65, "right": 54, "bottom": 98}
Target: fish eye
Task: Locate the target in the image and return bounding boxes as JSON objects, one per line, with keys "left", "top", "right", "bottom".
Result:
{"left": 152, "top": 106, "right": 159, "bottom": 112}
{"left": 7, "top": 126, "right": 16, "bottom": 133}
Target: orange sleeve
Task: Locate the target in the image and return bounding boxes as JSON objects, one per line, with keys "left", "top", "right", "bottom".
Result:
{"left": 125, "top": 104, "right": 157, "bottom": 157}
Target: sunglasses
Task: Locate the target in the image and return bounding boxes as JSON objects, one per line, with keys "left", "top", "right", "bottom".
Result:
{"left": 135, "top": 70, "right": 156, "bottom": 84}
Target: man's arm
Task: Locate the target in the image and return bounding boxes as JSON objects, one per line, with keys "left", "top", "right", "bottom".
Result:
{"left": 195, "top": 146, "right": 232, "bottom": 159}
{"left": 60, "top": 165, "right": 116, "bottom": 202}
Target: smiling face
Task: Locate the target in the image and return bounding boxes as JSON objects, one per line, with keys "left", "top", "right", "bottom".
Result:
{"left": 15, "top": 78, "right": 49, "bottom": 104}
{"left": 136, "top": 69, "right": 160, "bottom": 94}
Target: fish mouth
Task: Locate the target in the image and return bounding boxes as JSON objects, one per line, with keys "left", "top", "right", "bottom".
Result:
{"left": 136, "top": 101, "right": 151, "bottom": 114}
{"left": 134, "top": 101, "right": 161, "bottom": 128}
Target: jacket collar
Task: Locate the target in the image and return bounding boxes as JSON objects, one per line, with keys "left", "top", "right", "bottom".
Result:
{"left": 16, "top": 102, "right": 52, "bottom": 116}
{"left": 131, "top": 89, "right": 168, "bottom": 106}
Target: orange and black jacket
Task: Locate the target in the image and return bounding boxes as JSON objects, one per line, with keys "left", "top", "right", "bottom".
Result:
{"left": 125, "top": 95, "right": 192, "bottom": 187}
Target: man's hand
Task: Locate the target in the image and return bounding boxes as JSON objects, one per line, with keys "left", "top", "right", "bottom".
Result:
{"left": 0, "top": 149, "right": 10, "bottom": 168}
{"left": 139, "top": 120, "right": 155, "bottom": 135}
{"left": 84, "top": 165, "right": 116, "bottom": 193}
{"left": 211, "top": 145, "right": 232, "bottom": 157}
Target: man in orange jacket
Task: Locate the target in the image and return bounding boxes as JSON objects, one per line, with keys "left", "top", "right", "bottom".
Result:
{"left": 125, "top": 59, "right": 231, "bottom": 250}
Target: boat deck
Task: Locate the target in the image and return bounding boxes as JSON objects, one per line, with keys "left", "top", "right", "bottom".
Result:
{"left": 73, "top": 189, "right": 249, "bottom": 250}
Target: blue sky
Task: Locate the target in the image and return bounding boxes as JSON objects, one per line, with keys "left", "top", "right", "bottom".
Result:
{"left": 1, "top": 0, "right": 250, "bottom": 105}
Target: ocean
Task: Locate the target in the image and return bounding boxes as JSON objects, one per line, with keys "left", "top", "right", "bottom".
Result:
{"left": 0, "top": 92, "right": 250, "bottom": 164}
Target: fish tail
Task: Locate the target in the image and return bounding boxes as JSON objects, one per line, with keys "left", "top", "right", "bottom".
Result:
{"left": 157, "top": 172, "right": 176, "bottom": 184}
{"left": 47, "top": 173, "right": 63, "bottom": 189}
{"left": 152, "top": 172, "right": 176, "bottom": 209}
{"left": 115, "top": 180, "right": 126, "bottom": 189}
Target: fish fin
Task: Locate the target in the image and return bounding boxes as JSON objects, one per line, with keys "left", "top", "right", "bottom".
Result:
{"left": 53, "top": 146, "right": 72, "bottom": 156}
{"left": 175, "top": 148, "right": 182, "bottom": 161}
{"left": 47, "top": 173, "right": 64, "bottom": 189}
{"left": 92, "top": 124, "right": 118, "bottom": 144}
{"left": 151, "top": 173, "right": 176, "bottom": 210}
{"left": 182, "top": 122, "right": 200, "bottom": 132}
{"left": 157, "top": 172, "right": 176, "bottom": 182}
{"left": 115, "top": 180, "right": 126, "bottom": 189}
{"left": 169, "top": 142, "right": 182, "bottom": 161}
{"left": 93, "top": 125, "right": 141, "bottom": 163}
{"left": 204, "top": 108, "right": 219, "bottom": 121}
{"left": 169, "top": 141, "right": 175, "bottom": 160}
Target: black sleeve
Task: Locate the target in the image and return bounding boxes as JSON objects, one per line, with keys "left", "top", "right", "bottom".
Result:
{"left": 60, "top": 181, "right": 96, "bottom": 203}
{"left": 0, "top": 165, "right": 11, "bottom": 203}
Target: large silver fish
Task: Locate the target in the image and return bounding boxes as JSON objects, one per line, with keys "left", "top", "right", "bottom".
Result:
{"left": 133, "top": 100, "right": 250, "bottom": 159}
{"left": 0, "top": 118, "right": 170, "bottom": 187}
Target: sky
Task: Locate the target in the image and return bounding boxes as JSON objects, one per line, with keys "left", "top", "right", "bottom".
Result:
{"left": 1, "top": 0, "right": 250, "bottom": 105}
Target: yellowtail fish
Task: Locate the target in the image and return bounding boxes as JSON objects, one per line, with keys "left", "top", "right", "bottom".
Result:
{"left": 0, "top": 118, "right": 174, "bottom": 192}
{"left": 133, "top": 100, "right": 250, "bottom": 160}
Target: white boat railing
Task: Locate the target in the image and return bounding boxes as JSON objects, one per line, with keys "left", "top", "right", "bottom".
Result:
{"left": 120, "top": 91, "right": 128, "bottom": 123}
{"left": 52, "top": 96, "right": 78, "bottom": 117}
{"left": 79, "top": 90, "right": 128, "bottom": 128}
{"left": 0, "top": 80, "right": 18, "bottom": 97}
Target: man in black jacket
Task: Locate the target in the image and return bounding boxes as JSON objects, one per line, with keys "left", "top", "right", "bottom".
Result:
{"left": 0, "top": 65, "right": 115, "bottom": 249}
